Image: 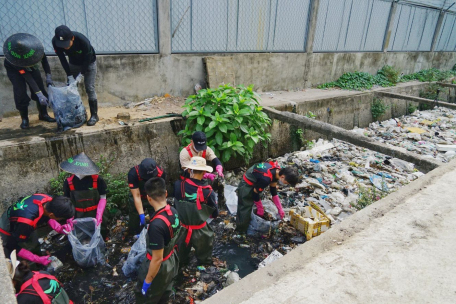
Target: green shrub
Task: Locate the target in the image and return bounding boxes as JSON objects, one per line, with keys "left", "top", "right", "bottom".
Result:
{"left": 371, "top": 98, "right": 389, "bottom": 121}
{"left": 49, "top": 171, "right": 70, "bottom": 196}
{"left": 179, "top": 84, "right": 271, "bottom": 163}
{"left": 376, "top": 65, "right": 400, "bottom": 85}
{"left": 399, "top": 68, "right": 456, "bottom": 83}
{"left": 408, "top": 104, "right": 418, "bottom": 114}
{"left": 352, "top": 185, "right": 386, "bottom": 211}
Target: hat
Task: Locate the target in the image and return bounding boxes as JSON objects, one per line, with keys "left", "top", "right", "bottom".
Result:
{"left": 54, "top": 25, "right": 73, "bottom": 48}
{"left": 59, "top": 152, "right": 100, "bottom": 175}
{"left": 186, "top": 156, "right": 213, "bottom": 173}
{"left": 3, "top": 33, "right": 44, "bottom": 67}
{"left": 192, "top": 131, "right": 207, "bottom": 151}
{"left": 138, "top": 158, "right": 159, "bottom": 180}
{"left": 5, "top": 250, "right": 17, "bottom": 279}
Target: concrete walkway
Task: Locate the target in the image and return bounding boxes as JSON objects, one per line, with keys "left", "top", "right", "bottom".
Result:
{"left": 204, "top": 159, "right": 456, "bottom": 304}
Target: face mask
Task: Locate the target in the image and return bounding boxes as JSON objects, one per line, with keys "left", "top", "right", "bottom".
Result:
{"left": 190, "top": 169, "right": 195, "bottom": 178}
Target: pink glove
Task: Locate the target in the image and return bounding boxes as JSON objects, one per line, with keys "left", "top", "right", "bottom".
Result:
{"left": 215, "top": 165, "right": 224, "bottom": 178}
{"left": 96, "top": 198, "right": 107, "bottom": 226}
{"left": 272, "top": 195, "right": 285, "bottom": 219}
{"left": 254, "top": 200, "right": 264, "bottom": 217}
{"left": 17, "top": 248, "right": 51, "bottom": 266}
{"left": 48, "top": 218, "right": 74, "bottom": 234}
{"left": 203, "top": 173, "right": 216, "bottom": 181}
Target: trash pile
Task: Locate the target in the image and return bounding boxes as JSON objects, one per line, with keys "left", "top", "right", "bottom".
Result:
{"left": 352, "top": 107, "right": 456, "bottom": 162}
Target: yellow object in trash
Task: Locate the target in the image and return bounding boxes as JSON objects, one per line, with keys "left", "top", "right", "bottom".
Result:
{"left": 420, "top": 120, "right": 434, "bottom": 126}
{"left": 289, "top": 203, "right": 331, "bottom": 241}
{"left": 406, "top": 127, "right": 426, "bottom": 134}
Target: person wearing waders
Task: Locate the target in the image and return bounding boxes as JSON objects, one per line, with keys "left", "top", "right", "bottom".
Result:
{"left": 3, "top": 33, "right": 56, "bottom": 129}
{"left": 128, "top": 158, "right": 167, "bottom": 235}
{"left": 0, "top": 195, "right": 74, "bottom": 266}
{"left": 236, "top": 162, "right": 299, "bottom": 233}
{"left": 52, "top": 25, "right": 99, "bottom": 126}
{"left": 5, "top": 252, "right": 73, "bottom": 304}
{"left": 174, "top": 156, "right": 218, "bottom": 264}
{"left": 179, "top": 131, "right": 224, "bottom": 181}
{"left": 137, "top": 177, "right": 182, "bottom": 304}
{"left": 60, "top": 152, "right": 109, "bottom": 237}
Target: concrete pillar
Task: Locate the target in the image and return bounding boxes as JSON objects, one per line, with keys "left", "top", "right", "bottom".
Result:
{"left": 431, "top": 11, "right": 445, "bottom": 52}
{"left": 305, "top": 0, "right": 320, "bottom": 53}
{"left": 382, "top": 1, "right": 398, "bottom": 52}
{"left": 158, "top": 0, "right": 171, "bottom": 55}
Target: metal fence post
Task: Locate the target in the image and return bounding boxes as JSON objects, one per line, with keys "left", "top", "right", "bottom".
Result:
{"left": 305, "top": 0, "right": 321, "bottom": 53}
{"left": 431, "top": 11, "right": 445, "bottom": 52}
{"left": 382, "top": 1, "right": 397, "bottom": 52}
{"left": 158, "top": 0, "right": 171, "bottom": 55}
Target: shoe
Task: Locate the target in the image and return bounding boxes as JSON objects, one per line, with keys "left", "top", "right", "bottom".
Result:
{"left": 19, "top": 109, "right": 29, "bottom": 129}
{"left": 38, "top": 105, "right": 56, "bottom": 122}
{"left": 87, "top": 99, "right": 99, "bottom": 126}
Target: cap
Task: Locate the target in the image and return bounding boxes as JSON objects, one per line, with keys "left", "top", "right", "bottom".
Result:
{"left": 186, "top": 156, "right": 213, "bottom": 173}
{"left": 138, "top": 158, "right": 159, "bottom": 180}
{"left": 3, "top": 33, "right": 44, "bottom": 67}
{"left": 192, "top": 131, "right": 207, "bottom": 151}
{"left": 59, "top": 152, "right": 100, "bottom": 175}
{"left": 54, "top": 25, "right": 73, "bottom": 48}
{"left": 5, "top": 250, "right": 17, "bottom": 279}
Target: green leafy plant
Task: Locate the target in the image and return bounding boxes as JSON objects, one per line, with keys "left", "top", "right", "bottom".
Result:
{"left": 408, "top": 104, "right": 418, "bottom": 114}
{"left": 49, "top": 171, "right": 71, "bottom": 196}
{"left": 352, "top": 185, "right": 386, "bottom": 211}
{"left": 419, "top": 83, "right": 444, "bottom": 101}
{"left": 305, "top": 111, "right": 317, "bottom": 119}
{"left": 371, "top": 98, "right": 389, "bottom": 121}
{"left": 178, "top": 84, "right": 272, "bottom": 163}
{"left": 376, "top": 65, "right": 400, "bottom": 85}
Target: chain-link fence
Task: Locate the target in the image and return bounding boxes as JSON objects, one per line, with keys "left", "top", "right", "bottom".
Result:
{"left": 171, "top": 0, "right": 312, "bottom": 53}
{"left": 387, "top": 3, "right": 440, "bottom": 51}
{"left": 435, "top": 12, "right": 456, "bottom": 51}
{"left": 313, "top": 0, "right": 392, "bottom": 52}
{"left": 0, "top": 0, "right": 158, "bottom": 55}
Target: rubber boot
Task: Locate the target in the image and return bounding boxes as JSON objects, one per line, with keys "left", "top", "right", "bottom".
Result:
{"left": 87, "top": 99, "right": 99, "bottom": 126}
{"left": 19, "top": 109, "right": 29, "bottom": 129}
{"left": 38, "top": 105, "right": 56, "bottom": 122}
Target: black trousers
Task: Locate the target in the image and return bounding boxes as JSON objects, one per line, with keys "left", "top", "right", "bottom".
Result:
{"left": 6, "top": 68, "right": 48, "bottom": 112}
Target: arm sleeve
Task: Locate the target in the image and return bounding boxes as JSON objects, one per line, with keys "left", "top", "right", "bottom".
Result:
{"left": 97, "top": 177, "right": 108, "bottom": 196}
{"left": 41, "top": 54, "right": 51, "bottom": 75}
{"left": 128, "top": 169, "right": 139, "bottom": 189}
{"left": 21, "top": 72, "right": 40, "bottom": 93}
{"left": 63, "top": 180, "right": 70, "bottom": 198}
{"left": 207, "top": 191, "right": 219, "bottom": 218}
{"left": 53, "top": 39, "right": 71, "bottom": 76}
{"left": 211, "top": 157, "right": 222, "bottom": 168}
{"left": 253, "top": 175, "right": 270, "bottom": 201}
{"left": 205, "top": 147, "right": 217, "bottom": 161}
{"left": 148, "top": 222, "right": 166, "bottom": 250}
{"left": 179, "top": 149, "right": 190, "bottom": 169}
{"left": 270, "top": 186, "right": 278, "bottom": 197}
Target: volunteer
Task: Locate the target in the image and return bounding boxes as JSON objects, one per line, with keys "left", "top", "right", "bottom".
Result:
{"left": 174, "top": 156, "right": 218, "bottom": 264}
{"left": 5, "top": 252, "right": 73, "bottom": 304}
{"left": 179, "top": 131, "right": 224, "bottom": 181}
{"left": 0, "top": 194, "right": 74, "bottom": 265}
{"left": 128, "top": 158, "right": 167, "bottom": 235}
{"left": 236, "top": 162, "right": 299, "bottom": 232}
{"left": 137, "top": 177, "right": 182, "bottom": 304}
{"left": 60, "top": 152, "right": 108, "bottom": 237}
{"left": 3, "top": 33, "right": 56, "bottom": 129}
{"left": 52, "top": 25, "right": 99, "bottom": 126}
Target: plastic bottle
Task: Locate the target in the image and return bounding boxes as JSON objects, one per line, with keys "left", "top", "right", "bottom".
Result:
{"left": 47, "top": 256, "right": 63, "bottom": 272}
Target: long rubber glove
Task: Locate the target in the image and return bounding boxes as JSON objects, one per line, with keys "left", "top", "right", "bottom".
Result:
{"left": 254, "top": 200, "right": 265, "bottom": 217}
{"left": 203, "top": 173, "right": 216, "bottom": 181}
{"left": 215, "top": 165, "right": 224, "bottom": 178}
{"left": 272, "top": 195, "right": 285, "bottom": 219}
{"left": 96, "top": 198, "right": 107, "bottom": 226}
{"left": 48, "top": 218, "right": 74, "bottom": 235}
{"left": 17, "top": 248, "right": 51, "bottom": 266}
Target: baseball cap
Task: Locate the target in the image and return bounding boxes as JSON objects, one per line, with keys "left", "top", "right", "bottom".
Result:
{"left": 192, "top": 131, "right": 207, "bottom": 151}
{"left": 54, "top": 25, "right": 73, "bottom": 48}
{"left": 138, "top": 158, "right": 158, "bottom": 180}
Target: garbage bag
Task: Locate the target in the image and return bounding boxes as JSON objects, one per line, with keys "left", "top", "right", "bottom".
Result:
{"left": 247, "top": 200, "right": 280, "bottom": 236}
{"left": 68, "top": 218, "right": 105, "bottom": 268}
{"left": 122, "top": 228, "right": 147, "bottom": 277}
{"left": 48, "top": 75, "right": 87, "bottom": 131}
{"left": 224, "top": 185, "right": 238, "bottom": 215}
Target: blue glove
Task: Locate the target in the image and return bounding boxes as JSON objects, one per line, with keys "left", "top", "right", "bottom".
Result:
{"left": 139, "top": 213, "right": 146, "bottom": 226}
{"left": 35, "top": 91, "right": 49, "bottom": 106}
{"left": 142, "top": 280, "right": 152, "bottom": 296}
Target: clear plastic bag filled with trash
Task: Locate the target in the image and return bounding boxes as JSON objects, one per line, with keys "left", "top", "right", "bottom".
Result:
{"left": 247, "top": 200, "right": 281, "bottom": 236}
{"left": 68, "top": 217, "right": 105, "bottom": 268}
{"left": 122, "top": 227, "right": 147, "bottom": 277}
{"left": 48, "top": 75, "right": 87, "bottom": 131}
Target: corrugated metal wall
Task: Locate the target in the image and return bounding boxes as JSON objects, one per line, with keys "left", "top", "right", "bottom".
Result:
{"left": 435, "top": 12, "right": 456, "bottom": 50}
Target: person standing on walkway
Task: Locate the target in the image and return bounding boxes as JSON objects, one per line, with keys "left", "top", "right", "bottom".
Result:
{"left": 137, "top": 177, "right": 182, "bottom": 304}
{"left": 179, "top": 131, "right": 224, "bottom": 181}
{"left": 52, "top": 25, "right": 99, "bottom": 126}
{"left": 236, "top": 162, "right": 299, "bottom": 233}
{"left": 3, "top": 33, "right": 56, "bottom": 129}
{"left": 128, "top": 158, "right": 167, "bottom": 235}
{"left": 60, "top": 152, "right": 108, "bottom": 237}
{"left": 174, "top": 157, "right": 218, "bottom": 264}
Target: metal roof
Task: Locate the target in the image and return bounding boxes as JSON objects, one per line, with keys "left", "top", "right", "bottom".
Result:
{"left": 400, "top": 0, "right": 456, "bottom": 12}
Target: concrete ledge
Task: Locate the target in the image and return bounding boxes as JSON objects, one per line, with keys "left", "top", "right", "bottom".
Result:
{"left": 0, "top": 239, "right": 16, "bottom": 303}
{"left": 376, "top": 92, "right": 456, "bottom": 110}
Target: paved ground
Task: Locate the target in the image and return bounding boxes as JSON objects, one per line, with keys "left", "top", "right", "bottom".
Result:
{"left": 204, "top": 158, "right": 456, "bottom": 304}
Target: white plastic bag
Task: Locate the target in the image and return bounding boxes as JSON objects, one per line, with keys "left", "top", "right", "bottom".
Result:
{"left": 224, "top": 185, "right": 238, "bottom": 215}
{"left": 122, "top": 228, "right": 147, "bottom": 277}
{"left": 68, "top": 218, "right": 105, "bottom": 268}
{"left": 48, "top": 75, "right": 87, "bottom": 131}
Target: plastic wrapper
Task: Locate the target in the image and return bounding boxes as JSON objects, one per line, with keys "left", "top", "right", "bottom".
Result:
{"left": 68, "top": 217, "right": 105, "bottom": 268}
{"left": 122, "top": 228, "right": 147, "bottom": 277}
{"left": 48, "top": 75, "right": 87, "bottom": 131}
